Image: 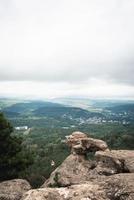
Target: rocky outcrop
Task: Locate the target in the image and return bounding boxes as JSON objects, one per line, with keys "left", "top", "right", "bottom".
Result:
{"left": 42, "top": 154, "right": 93, "bottom": 187}
{"left": 42, "top": 132, "right": 134, "bottom": 188}
{"left": 43, "top": 132, "right": 110, "bottom": 187}
{"left": 22, "top": 182, "right": 107, "bottom": 200}
{"left": 0, "top": 179, "right": 31, "bottom": 200}
{"left": 66, "top": 131, "right": 109, "bottom": 154}
{"left": 22, "top": 173, "right": 134, "bottom": 200}
{"left": 95, "top": 150, "right": 134, "bottom": 175}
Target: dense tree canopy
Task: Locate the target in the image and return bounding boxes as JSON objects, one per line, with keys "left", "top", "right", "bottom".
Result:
{"left": 0, "top": 113, "right": 32, "bottom": 181}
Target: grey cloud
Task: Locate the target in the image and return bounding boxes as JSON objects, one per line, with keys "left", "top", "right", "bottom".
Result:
{"left": 0, "top": 0, "right": 134, "bottom": 85}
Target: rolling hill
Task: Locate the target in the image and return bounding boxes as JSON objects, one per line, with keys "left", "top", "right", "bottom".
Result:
{"left": 33, "top": 106, "right": 103, "bottom": 119}
{"left": 106, "top": 104, "right": 134, "bottom": 113}
{"left": 2, "top": 101, "right": 63, "bottom": 114}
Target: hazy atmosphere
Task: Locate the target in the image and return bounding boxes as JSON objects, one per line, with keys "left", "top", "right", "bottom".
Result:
{"left": 0, "top": 0, "right": 134, "bottom": 98}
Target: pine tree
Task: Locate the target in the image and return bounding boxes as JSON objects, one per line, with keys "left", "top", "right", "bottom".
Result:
{"left": 0, "top": 113, "right": 32, "bottom": 181}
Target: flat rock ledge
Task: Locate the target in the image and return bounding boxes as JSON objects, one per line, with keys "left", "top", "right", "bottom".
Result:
{"left": 22, "top": 173, "right": 134, "bottom": 200}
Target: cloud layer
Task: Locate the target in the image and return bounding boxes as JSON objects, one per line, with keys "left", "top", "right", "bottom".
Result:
{"left": 0, "top": 0, "right": 134, "bottom": 97}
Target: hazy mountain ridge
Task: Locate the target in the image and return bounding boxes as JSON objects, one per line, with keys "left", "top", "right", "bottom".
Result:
{"left": 33, "top": 106, "right": 103, "bottom": 119}
{"left": 106, "top": 103, "right": 134, "bottom": 113}
{"left": 2, "top": 101, "right": 63, "bottom": 114}
{"left": 1, "top": 98, "right": 134, "bottom": 127}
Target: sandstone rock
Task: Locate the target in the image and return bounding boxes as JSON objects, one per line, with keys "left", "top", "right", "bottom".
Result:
{"left": 124, "top": 157, "right": 134, "bottom": 173}
{"left": 42, "top": 154, "right": 93, "bottom": 187}
{"left": 43, "top": 133, "right": 134, "bottom": 187}
{"left": 22, "top": 183, "right": 107, "bottom": 200}
{"left": 22, "top": 173, "right": 134, "bottom": 200}
{"left": 72, "top": 131, "right": 88, "bottom": 138}
{"left": 103, "top": 173, "right": 134, "bottom": 200}
{"left": 95, "top": 150, "right": 134, "bottom": 175}
{"left": 0, "top": 179, "right": 31, "bottom": 200}
{"left": 66, "top": 131, "right": 108, "bottom": 154}
{"left": 43, "top": 148, "right": 134, "bottom": 187}
{"left": 29, "top": 132, "right": 134, "bottom": 199}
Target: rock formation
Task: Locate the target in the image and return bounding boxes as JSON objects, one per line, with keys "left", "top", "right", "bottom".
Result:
{"left": 95, "top": 150, "right": 134, "bottom": 175}
{"left": 42, "top": 154, "right": 93, "bottom": 187}
{"left": 66, "top": 131, "right": 109, "bottom": 154}
{"left": 40, "top": 131, "right": 134, "bottom": 199}
{"left": 0, "top": 179, "right": 31, "bottom": 200}
{"left": 22, "top": 182, "right": 107, "bottom": 200}
{"left": 21, "top": 173, "right": 134, "bottom": 200}
{"left": 43, "top": 131, "right": 110, "bottom": 187}
{"left": 1, "top": 131, "right": 134, "bottom": 200}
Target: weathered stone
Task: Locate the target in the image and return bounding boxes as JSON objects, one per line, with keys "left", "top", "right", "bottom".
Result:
{"left": 42, "top": 154, "right": 93, "bottom": 187}
{"left": 43, "top": 133, "right": 134, "bottom": 187}
{"left": 22, "top": 174, "right": 134, "bottom": 200}
{"left": 66, "top": 131, "right": 108, "bottom": 154}
{"left": 22, "top": 183, "right": 107, "bottom": 200}
{"left": 42, "top": 148, "right": 134, "bottom": 187}
{"left": 104, "top": 173, "right": 134, "bottom": 200}
{"left": 95, "top": 150, "right": 134, "bottom": 175}
{"left": 0, "top": 179, "right": 31, "bottom": 200}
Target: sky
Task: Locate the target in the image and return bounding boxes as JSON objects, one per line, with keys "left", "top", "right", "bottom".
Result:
{"left": 0, "top": 0, "right": 134, "bottom": 99}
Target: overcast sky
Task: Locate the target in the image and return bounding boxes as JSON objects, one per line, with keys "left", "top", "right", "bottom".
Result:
{"left": 0, "top": 0, "right": 134, "bottom": 99}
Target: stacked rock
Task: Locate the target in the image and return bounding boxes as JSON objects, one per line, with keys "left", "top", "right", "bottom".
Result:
{"left": 65, "top": 131, "right": 109, "bottom": 155}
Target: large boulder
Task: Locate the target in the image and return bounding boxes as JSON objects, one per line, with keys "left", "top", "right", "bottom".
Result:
{"left": 43, "top": 148, "right": 134, "bottom": 187}
{"left": 42, "top": 154, "right": 94, "bottom": 187}
{"left": 66, "top": 131, "right": 108, "bottom": 154}
{"left": 95, "top": 150, "right": 134, "bottom": 175}
{"left": 0, "top": 179, "right": 31, "bottom": 200}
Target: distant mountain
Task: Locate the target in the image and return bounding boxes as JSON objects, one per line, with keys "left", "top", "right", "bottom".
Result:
{"left": 52, "top": 97, "right": 94, "bottom": 109}
{"left": 3, "top": 101, "right": 63, "bottom": 114}
{"left": 106, "top": 104, "right": 134, "bottom": 113}
{"left": 52, "top": 97, "right": 134, "bottom": 110}
{"left": 1, "top": 99, "right": 103, "bottom": 120}
{"left": 33, "top": 106, "right": 103, "bottom": 119}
